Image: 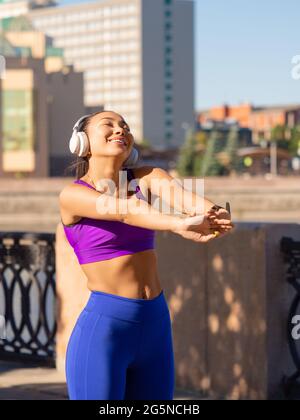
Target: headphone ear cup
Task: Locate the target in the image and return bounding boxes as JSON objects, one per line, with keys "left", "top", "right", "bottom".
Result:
{"left": 69, "top": 131, "right": 81, "bottom": 155}
{"left": 77, "top": 131, "right": 90, "bottom": 157}
{"left": 123, "top": 147, "right": 139, "bottom": 168}
{"left": 132, "top": 148, "right": 139, "bottom": 166}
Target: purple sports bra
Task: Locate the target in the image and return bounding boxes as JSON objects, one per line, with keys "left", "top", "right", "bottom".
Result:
{"left": 62, "top": 168, "right": 156, "bottom": 265}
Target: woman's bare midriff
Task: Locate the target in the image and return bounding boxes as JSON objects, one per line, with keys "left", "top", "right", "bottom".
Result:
{"left": 80, "top": 248, "right": 162, "bottom": 300}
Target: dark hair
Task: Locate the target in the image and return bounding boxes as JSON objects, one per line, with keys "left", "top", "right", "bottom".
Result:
{"left": 64, "top": 110, "right": 108, "bottom": 179}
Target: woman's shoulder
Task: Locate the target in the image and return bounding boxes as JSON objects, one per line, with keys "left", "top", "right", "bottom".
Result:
{"left": 59, "top": 179, "right": 90, "bottom": 204}
{"left": 59, "top": 180, "right": 75, "bottom": 195}
{"left": 131, "top": 165, "right": 157, "bottom": 181}
{"left": 61, "top": 178, "right": 91, "bottom": 192}
{"left": 132, "top": 166, "right": 170, "bottom": 188}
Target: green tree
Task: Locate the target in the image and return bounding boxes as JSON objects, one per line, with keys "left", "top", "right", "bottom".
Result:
{"left": 270, "top": 124, "right": 289, "bottom": 150}
{"left": 193, "top": 131, "right": 207, "bottom": 175}
{"left": 270, "top": 123, "right": 300, "bottom": 156}
{"left": 177, "top": 127, "right": 197, "bottom": 176}
{"left": 199, "top": 130, "right": 224, "bottom": 176}
{"left": 193, "top": 153, "right": 204, "bottom": 175}
{"left": 223, "top": 126, "right": 239, "bottom": 174}
{"left": 289, "top": 125, "right": 300, "bottom": 157}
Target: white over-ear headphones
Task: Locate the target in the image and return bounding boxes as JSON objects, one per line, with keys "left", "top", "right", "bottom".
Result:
{"left": 69, "top": 114, "right": 91, "bottom": 157}
{"left": 69, "top": 114, "right": 140, "bottom": 168}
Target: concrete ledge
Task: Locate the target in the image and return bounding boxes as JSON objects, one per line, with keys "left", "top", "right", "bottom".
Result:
{"left": 0, "top": 177, "right": 299, "bottom": 234}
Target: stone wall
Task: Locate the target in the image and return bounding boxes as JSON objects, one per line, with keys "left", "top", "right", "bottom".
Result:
{"left": 0, "top": 176, "right": 299, "bottom": 232}
{"left": 55, "top": 221, "right": 300, "bottom": 400}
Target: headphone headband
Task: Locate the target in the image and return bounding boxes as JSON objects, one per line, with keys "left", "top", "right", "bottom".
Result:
{"left": 73, "top": 114, "right": 92, "bottom": 131}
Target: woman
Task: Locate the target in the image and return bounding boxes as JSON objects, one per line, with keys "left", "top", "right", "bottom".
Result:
{"left": 59, "top": 110, "right": 234, "bottom": 400}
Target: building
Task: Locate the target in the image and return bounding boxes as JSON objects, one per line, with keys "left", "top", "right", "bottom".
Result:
{"left": 197, "top": 102, "right": 300, "bottom": 144}
{"left": 198, "top": 103, "right": 252, "bottom": 129}
{"left": 0, "top": 0, "right": 31, "bottom": 19}
{"left": 197, "top": 119, "right": 253, "bottom": 149}
{"left": 0, "top": 0, "right": 195, "bottom": 150}
{"left": 0, "top": 0, "right": 56, "bottom": 18}
{"left": 0, "top": 16, "right": 85, "bottom": 177}
{"left": 249, "top": 105, "right": 300, "bottom": 143}
{"left": 237, "top": 147, "right": 292, "bottom": 176}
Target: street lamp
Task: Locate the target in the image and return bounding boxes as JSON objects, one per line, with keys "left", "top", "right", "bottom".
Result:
{"left": 270, "top": 140, "right": 278, "bottom": 177}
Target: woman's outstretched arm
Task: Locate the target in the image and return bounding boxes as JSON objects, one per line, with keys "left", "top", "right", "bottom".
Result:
{"left": 59, "top": 183, "right": 229, "bottom": 235}
{"left": 133, "top": 166, "right": 227, "bottom": 216}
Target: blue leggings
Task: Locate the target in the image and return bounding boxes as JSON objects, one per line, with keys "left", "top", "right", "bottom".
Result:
{"left": 65, "top": 289, "right": 175, "bottom": 400}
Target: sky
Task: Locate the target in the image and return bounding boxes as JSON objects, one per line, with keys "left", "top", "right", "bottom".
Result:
{"left": 58, "top": 0, "right": 300, "bottom": 110}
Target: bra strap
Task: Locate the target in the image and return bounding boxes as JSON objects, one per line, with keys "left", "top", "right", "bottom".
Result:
{"left": 74, "top": 179, "right": 95, "bottom": 190}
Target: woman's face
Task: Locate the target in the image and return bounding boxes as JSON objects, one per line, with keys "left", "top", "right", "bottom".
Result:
{"left": 86, "top": 111, "right": 134, "bottom": 161}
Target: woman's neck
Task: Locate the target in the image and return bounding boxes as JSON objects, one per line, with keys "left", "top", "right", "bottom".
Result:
{"left": 84, "top": 157, "right": 126, "bottom": 190}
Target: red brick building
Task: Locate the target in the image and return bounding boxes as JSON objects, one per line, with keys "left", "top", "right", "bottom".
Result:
{"left": 197, "top": 103, "right": 300, "bottom": 144}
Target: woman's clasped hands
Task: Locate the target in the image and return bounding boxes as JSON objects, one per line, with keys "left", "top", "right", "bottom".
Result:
{"left": 173, "top": 207, "right": 235, "bottom": 243}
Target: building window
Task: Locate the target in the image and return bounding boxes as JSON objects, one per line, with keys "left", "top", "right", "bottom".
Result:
{"left": 2, "top": 89, "right": 35, "bottom": 172}
{"left": 103, "top": 7, "right": 112, "bottom": 17}
{"left": 165, "top": 58, "right": 172, "bottom": 67}
{"left": 165, "top": 34, "right": 172, "bottom": 42}
{"left": 165, "top": 83, "right": 172, "bottom": 90}
{"left": 165, "top": 22, "right": 172, "bottom": 31}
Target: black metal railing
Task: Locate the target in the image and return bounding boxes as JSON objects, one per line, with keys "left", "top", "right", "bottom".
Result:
{"left": 0, "top": 232, "right": 56, "bottom": 366}
{"left": 280, "top": 236, "right": 300, "bottom": 397}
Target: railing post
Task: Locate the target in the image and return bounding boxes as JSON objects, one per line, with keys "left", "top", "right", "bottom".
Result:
{"left": 280, "top": 237, "right": 300, "bottom": 397}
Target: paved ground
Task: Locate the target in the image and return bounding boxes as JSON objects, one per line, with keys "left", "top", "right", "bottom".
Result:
{"left": 1, "top": 361, "right": 299, "bottom": 400}
{"left": 0, "top": 361, "right": 209, "bottom": 400}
